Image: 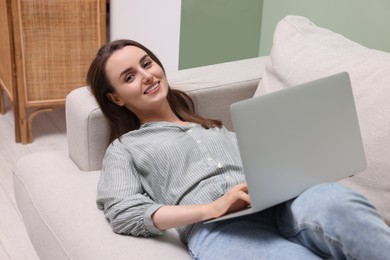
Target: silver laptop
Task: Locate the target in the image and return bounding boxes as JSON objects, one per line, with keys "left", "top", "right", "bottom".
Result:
{"left": 205, "top": 72, "right": 366, "bottom": 223}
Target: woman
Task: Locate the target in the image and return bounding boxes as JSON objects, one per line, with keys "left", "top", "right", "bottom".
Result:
{"left": 87, "top": 39, "right": 390, "bottom": 259}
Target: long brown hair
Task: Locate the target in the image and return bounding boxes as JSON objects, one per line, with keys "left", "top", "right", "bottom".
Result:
{"left": 86, "top": 39, "right": 222, "bottom": 143}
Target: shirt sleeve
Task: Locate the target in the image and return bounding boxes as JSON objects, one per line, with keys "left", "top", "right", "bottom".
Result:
{"left": 96, "top": 141, "right": 165, "bottom": 237}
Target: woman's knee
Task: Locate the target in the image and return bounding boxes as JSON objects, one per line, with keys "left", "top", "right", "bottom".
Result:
{"left": 283, "top": 182, "right": 372, "bottom": 222}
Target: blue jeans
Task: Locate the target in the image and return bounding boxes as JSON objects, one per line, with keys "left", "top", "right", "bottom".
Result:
{"left": 187, "top": 183, "right": 390, "bottom": 259}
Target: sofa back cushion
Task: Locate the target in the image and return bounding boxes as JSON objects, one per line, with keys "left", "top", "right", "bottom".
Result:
{"left": 255, "top": 15, "right": 390, "bottom": 224}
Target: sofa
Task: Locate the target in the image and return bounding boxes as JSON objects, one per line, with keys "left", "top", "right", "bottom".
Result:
{"left": 13, "top": 16, "right": 390, "bottom": 259}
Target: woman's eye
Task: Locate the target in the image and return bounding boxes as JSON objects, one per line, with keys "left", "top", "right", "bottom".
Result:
{"left": 144, "top": 60, "right": 153, "bottom": 68}
{"left": 125, "top": 74, "right": 134, "bottom": 82}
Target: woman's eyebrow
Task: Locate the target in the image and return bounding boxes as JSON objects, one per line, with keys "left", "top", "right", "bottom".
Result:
{"left": 139, "top": 54, "right": 150, "bottom": 64}
{"left": 119, "top": 54, "right": 150, "bottom": 80}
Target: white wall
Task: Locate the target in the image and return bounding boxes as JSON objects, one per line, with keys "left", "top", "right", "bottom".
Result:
{"left": 110, "top": 0, "right": 181, "bottom": 72}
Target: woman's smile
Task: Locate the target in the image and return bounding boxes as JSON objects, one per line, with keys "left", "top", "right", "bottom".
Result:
{"left": 144, "top": 82, "right": 160, "bottom": 95}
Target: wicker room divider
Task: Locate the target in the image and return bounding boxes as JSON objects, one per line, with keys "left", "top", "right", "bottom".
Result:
{"left": 0, "top": 0, "right": 106, "bottom": 143}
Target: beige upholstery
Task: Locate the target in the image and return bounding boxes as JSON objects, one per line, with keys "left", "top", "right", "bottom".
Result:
{"left": 13, "top": 57, "right": 266, "bottom": 259}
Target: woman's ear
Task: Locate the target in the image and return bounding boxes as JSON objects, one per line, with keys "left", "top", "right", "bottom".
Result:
{"left": 107, "top": 93, "right": 125, "bottom": 106}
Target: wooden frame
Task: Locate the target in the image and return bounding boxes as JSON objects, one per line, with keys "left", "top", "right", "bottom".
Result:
{"left": 0, "top": 0, "right": 106, "bottom": 143}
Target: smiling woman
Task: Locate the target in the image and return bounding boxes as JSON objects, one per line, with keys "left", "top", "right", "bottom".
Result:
{"left": 86, "top": 39, "right": 222, "bottom": 143}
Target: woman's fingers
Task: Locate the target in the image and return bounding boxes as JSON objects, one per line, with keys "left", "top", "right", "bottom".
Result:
{"left": 238, "top": 189, "right": 251, "bottom": 204}
{"left": 233, "top": 183, "right": 248, "bottom": 192}
{"left": 232, "top": 183, "right": 251, "bottom": 203}
{"left": 209, "top": 183, "right": 252, "bottom": 218}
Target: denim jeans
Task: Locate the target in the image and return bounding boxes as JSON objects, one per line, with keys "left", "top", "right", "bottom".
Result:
{"left": 187, "top": 183, "right": 390, "bottom": 259}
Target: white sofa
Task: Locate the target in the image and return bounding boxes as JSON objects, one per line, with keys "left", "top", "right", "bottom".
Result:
{"left": 13, "top": 16, "right": 390, "bottom": 259}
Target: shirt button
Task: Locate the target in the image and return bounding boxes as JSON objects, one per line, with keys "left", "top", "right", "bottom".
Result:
{"left": 188, "top": 129, "right": 193, "bottom": 133}
{"left": 207, "top": 157, "right": 213, "bottom": 161}
{"left": 196, "top": 140, "right": 201, "bottom": 144}
{"left": 217, "top": 163, "right": 223, "bottom": 168}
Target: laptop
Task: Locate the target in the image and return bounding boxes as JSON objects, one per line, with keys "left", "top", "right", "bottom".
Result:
{"left": 205, "top": 72, "right": 366, "bottom": 223}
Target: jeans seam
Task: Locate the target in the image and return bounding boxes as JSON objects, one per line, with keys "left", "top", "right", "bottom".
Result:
{"left": 188, "top": 247, "right": 198, "bottom": 260}
{"left": 281, "top": 222, "right": 359, "bottom": 259}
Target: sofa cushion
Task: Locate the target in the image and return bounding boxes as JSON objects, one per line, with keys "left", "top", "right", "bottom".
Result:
{"left": 255, "top": 15, "right": 390, "bottom": 224}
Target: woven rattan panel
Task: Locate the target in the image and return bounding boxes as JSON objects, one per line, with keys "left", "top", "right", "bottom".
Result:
{"left": 0, "top": 0, "right": 14, "bottom": 98}
{"left": 19, "top": 0, "right": 104, "bottom": 104}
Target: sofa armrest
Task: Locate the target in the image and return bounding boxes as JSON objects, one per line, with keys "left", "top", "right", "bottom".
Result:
{"left": 66, "top": 56, "right": 267, "bottom": 171}
{"left": 66, "top": 87, "right": 109, "bottom": 172}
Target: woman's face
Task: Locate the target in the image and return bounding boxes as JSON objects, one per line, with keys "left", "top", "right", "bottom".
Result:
{"left": 105, "top": 45, "right": 169, "bottom": 119}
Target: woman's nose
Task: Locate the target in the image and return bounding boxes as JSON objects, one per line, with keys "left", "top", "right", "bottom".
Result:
{"left": 141, "top": 69, "right": 153, "bottom": 83}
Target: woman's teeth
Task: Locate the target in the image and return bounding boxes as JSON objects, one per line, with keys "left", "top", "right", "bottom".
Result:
{"left": 144, "top": 83, "right": 159, "bottom": 94}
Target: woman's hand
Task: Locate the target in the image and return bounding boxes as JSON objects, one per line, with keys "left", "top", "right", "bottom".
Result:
{"left": 152, "top": 183, "right": 251, "bottom": 230}
{"left": 208, "top": 183, "right": 251, "bottom": 219}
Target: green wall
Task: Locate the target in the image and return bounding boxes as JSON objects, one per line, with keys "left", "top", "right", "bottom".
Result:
{"left": 259, "top": 0, "right": 390, "bottom": 55}
{"left": 179, "top": 0, "right": 390, "bottom": 69}
{"left": 179, "top": 0, "right": 263, "bottom": 69}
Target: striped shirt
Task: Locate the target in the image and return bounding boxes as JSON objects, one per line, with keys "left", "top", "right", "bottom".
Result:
{"left": 96, "top": 121, "right": 246, "bottom": 242}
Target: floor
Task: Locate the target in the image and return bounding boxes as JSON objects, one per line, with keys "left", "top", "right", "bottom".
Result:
{"left": 0, "top": 96, "right": 68, "bottom": 259}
